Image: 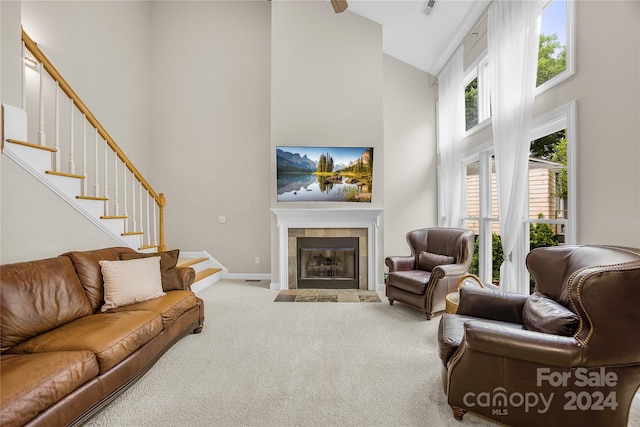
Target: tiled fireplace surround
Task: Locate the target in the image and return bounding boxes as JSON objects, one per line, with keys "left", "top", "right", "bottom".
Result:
{"left": 271, "top": 209, "right": 384, "bottom": 291}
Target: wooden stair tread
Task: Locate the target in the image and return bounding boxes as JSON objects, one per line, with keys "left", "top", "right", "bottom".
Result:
{"left": 178, "top": 257, "right": 209, "bottom": 268}
{"left": 101, "top": 215, "right": 127, "bottom": 219}
{"left": 77, "top": 195, "right": 108, "bottom": 201}
{"left": 195, "top": 268, "right": 222, "bottom": 282}
{"left": 6, "top": 138, "right": 56, "bottom": 152}
{"left": 122, "top": 231, "right": 144, "bottom": 236}
{"left": 46, "top": 170, "right": 84, "bottom": 179}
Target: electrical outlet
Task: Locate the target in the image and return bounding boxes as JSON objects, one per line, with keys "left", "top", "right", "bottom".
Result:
{"left": 218, "top": 216, "right": 226, "bottom": 224}
{"left": 255, "top": 256, "right": 260, "bottom": 264}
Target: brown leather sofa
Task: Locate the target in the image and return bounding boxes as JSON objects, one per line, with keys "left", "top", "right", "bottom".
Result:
{"left": 385, "top": 227, "right": 475, "bottom": 319}
{"left": 437, "top": 245, "right": 640, "bottom": 427}
{"left": 0, "top": 247, "right": 205, "bottom": 427}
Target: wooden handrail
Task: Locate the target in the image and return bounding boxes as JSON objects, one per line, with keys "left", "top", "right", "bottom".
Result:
{"left": 22, "top": 29, "right": 165, "bottom": 251}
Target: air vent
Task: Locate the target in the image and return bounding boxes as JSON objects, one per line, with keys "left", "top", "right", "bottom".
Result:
{"left": 421, "top": 0, "right": 436, "bottom": 16}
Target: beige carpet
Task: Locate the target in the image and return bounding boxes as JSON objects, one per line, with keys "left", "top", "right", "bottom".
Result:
{"left": 83, "top": 280, "right": 640, "bottom": 427}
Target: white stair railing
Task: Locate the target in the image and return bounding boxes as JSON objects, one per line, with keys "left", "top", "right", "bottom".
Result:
{"left": 19, "top": 29, "right": 166, "bottom": 251}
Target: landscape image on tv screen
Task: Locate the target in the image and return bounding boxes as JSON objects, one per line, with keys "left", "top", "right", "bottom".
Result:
{"left": 276, "top": 146, "right": 373, "bottom": 202}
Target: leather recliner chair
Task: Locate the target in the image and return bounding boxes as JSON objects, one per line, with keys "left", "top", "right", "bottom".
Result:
{"left": 437, "top": 245, "right": 640, "bottom": 427}
{"left": 385, "top": 227, "right": 475, "bottom": 320}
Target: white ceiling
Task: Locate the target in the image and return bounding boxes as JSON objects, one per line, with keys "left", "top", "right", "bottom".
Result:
{"left": 345, "top": 0, "right": 490, "bottom": 76}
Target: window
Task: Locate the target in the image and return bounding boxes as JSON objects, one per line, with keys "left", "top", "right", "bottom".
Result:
{"left": 462, "top": 101, "right": 576, "bottom": 287}
{"left": 536, "top": 0, "right": 575, "bottom": 92}
{"left": 463, "top": 56, "right": 490, "bottom": 134}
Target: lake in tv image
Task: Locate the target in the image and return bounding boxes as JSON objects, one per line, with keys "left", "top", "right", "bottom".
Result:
{"left": 276, "top": 146, "right": 373, "bottom": 202}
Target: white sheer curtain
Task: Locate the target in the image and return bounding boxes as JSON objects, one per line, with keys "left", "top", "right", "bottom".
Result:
{"left": 437, "top": 47, "right": 464, "bottom": 228}
{"left": 488, "top": 0, "right": 543, "bottom": 294}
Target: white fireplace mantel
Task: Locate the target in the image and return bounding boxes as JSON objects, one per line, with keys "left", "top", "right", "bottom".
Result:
{"left": 271, "top": 208, "right": 384, "bottom": 291}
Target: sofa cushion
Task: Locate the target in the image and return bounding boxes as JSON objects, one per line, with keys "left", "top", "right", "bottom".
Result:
{"left": 62, "top": 247, "right": 137, "bottom": 312}
{"left": 0, "top": 351, "right": 98, "bottom": 427}
{"left": 418, "top": 251, "right": 455, "bottom": 272}
{"left": 387, "top": 270, "right": 431, "bottom": 295}
{"left": 99, "top": 257, "right": 165, "bottom": 312}
{"left": 0, "top": 257, "right": 93, "bottom": 353}
{"left": 522, "top": 292, "right": 579, "bottom": 336}
{"left": 119, "top": 249, "right": 181, "bottom": 291}
{"left": 9, "top": 311, "right": 162, "bottom": 374}
{"left": 106, "top": 291, "right": 197, "bottom": 328}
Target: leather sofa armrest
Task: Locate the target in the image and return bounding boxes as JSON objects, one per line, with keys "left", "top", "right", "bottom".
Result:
{"left": 457, "top": 286, "right": 528, "bottom": 324}
{"left": 462, "top": 321, "right": 582, "bottom": 367}
{"left": 385, "top": 256, "right": 416, "bottom": 272}
{"left": 176, "top": 266, "right": 196, "bottom": 290}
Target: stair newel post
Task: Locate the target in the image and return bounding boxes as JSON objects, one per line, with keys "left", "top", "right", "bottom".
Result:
{"left": 113, "top": 155, "right": 119, "bottom": 216}
{"left": 152, "top": 195, "right": 158, "bottom": 248}
{"left": 123, "top": 167, "right": 128, "bottom": 233}
{"left": 81, "top": 116, "right": 87, "bottom": 196}
{"left": 54, "top": 82, "right": 60, "bottom": 172}
{"left": 69, "top": 99, "right": 75, "bottom": 174}
{"left": 37, "top": 62, "right": 45, "bottom": 147}
{"left": 158, "top": 193, "right": 166, "bottom": 252}
{"left": 93, "top": 129, "right": 99, "bottom": 197}
{"left": 103, "top": 140, "right": 109, "bottom": 216}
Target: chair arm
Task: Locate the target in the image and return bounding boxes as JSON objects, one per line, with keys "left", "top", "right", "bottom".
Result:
{"left": 457, "top": 286, "right": 528, "bottom": 324}
{"left": 176, "top": 266, "right": 196, "bottom": 290}
{"left": 385, "top": 256, "right": 416, "bottom": 272}
{"left": 462, "top": 321, "right": 582, "bottom": 367}
{"left": 433, "top": 263, "right": 470, "bottom": 277}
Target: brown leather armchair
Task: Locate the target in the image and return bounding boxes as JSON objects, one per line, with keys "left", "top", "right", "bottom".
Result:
{"left": 437, "top": 245, "right": 640, "bottom": 427}
{"left": 385, "top": 227, "right": 475, "bottom": 320}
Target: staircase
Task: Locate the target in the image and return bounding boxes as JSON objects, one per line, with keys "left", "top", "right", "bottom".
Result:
{"left": 1, "top": 30, "right": 226, "bottom": 291}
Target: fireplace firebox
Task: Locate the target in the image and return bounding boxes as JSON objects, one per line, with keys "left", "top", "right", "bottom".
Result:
{"left": 297, "top": 237, "right": 359, "bottom": 289}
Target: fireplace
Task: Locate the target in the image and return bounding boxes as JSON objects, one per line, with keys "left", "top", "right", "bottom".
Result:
{"left": 297, "top": 237, "right": 359, "bottom": 289}
{"left": 271, "top": 208, "right": 384, "bottom": 291}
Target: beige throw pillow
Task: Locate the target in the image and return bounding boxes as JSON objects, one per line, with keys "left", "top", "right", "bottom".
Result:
{"left": 99, "top": 256, "right": 165, "bottom": 312}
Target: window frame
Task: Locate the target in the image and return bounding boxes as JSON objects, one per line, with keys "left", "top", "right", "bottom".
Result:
{"left": 463, "top": 52, "right": 491, "bottom": 137}
{"left": 535, "top": 0, "right": 576, "bottom": 95}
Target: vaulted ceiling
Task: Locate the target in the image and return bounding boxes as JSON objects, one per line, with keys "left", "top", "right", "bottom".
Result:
{"left": 345, "top": 0, "right": 489, "bottom": 75}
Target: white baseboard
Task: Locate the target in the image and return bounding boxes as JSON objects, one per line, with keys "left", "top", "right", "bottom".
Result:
{"left": 225, "top": 273, "right": 271, "bottom": 281}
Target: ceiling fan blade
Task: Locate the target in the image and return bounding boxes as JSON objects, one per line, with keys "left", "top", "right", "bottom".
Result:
{"left": 330, "top": 0, "right": 348, "bottom": 13}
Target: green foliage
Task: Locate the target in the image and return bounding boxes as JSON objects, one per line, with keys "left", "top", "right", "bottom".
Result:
{"left": 470, "top": 232, "right": 504, "bottom": 284}
{"left": 550, "top": 138, "right": 568, "bottom": 199}
{"left": 530, "top": 214, "right": 559, "bottom": 250}
{"left": 537, "top": 33, "right": 566, "bottom": 87}
{"left": 465, "top": 78, "right": 478, "bottom": 131}
{"left": 471, "top": 222, "right": 558, "bottom": 285}
{"left": 317, "top": 153, "right": 334, "bottom": 173}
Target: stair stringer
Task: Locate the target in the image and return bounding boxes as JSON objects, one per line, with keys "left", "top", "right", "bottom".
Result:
{"left": 2, "top": 103, "right": 140, "bottom": 250}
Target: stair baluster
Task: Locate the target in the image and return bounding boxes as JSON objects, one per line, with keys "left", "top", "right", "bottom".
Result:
{"left": 69, "top": 99, "right": 75, "bottom": 174}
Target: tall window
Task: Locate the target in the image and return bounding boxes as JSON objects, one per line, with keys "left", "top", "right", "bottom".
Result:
{"left": 537, "top": 0, "right": 575, "bottom": 92}
{"left": 462, "top": 102, "right": 576, "bottom": 287}
{"left": 464, "top": 57, "right": 489, "bottom": 133}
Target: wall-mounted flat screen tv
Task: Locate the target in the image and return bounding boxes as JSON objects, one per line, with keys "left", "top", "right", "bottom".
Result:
{"left": 276, "top": 146, "right": 373, "bottom": 202}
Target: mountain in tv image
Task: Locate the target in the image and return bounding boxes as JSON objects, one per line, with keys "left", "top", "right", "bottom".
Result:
{"left": 276, "top": 146, "right": 373, "bottom": 203}
{"left": 276, "top": 149, "right": 317, "bottom": 173}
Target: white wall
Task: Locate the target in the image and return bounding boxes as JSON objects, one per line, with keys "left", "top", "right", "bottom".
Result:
{"left": 382, "top": 54, "right": 438, "bottom": 258}
{"left": 21, "top": 1, "right": 152, "bottom": 174}
{"left": 270, "top": 1, "right": 384, "bottom": 284}
{"left": 148, "top": 1, "right": 272, "bottom": 274}
{"left": 1, "top": 1, "right": 152, "bottom": 263}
